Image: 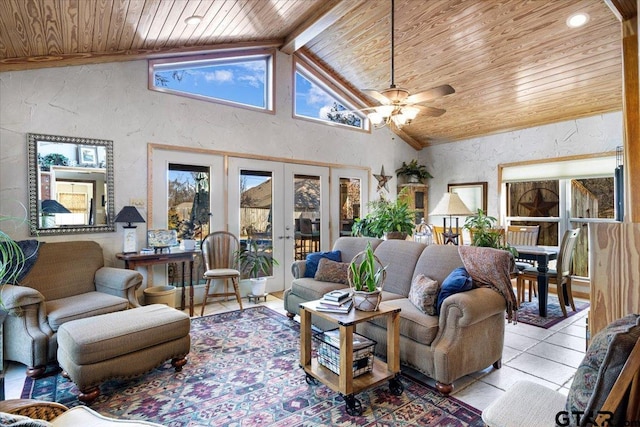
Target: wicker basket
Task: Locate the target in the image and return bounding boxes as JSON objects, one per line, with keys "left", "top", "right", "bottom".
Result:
{"left": 347, "top": 249, "right": 386, "bottom": 311}
{"left": 314, "top": 329, "right": 376, "bottom": 377}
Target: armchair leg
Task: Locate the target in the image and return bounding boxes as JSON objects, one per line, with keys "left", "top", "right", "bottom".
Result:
{"left": 435, "top": 382, "right": 454, "bottom": 396}
{"left": 26, "top": 366, "right": 46, "bottom": 379}
{"left": 286, "top": 312, "right": 295, "bottom": 319}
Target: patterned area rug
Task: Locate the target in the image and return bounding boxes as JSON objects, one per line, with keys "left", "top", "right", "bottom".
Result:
{"left": 515, "top": 294, "right": 589, "bottom": 328}
{"left": 23, "top": 306, "right": 482, "bottom": 426}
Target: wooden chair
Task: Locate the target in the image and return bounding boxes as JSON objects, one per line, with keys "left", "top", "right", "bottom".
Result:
{"left": 430, "top": 225, "right": 464, "bottom": 245}
{"left": 516, "top": 228, "right": 580, "bottom": 316}
{"left": 506, "top": 225, "right": 540, "bottom": 246}
{"left": 200, "top": 231, "right": 243, "bottom": 316}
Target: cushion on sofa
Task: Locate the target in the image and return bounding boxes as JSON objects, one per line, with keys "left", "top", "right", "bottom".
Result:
{"left": 370, "top": 298, "right": 440, "bottom": 345}
{"left": 290, "top": 278, "right": 348, "bottom": 302}
{"left": 304, "top": 251, "right": 341, "bottom": 278}
{"left": 373, "top": 240, "right": 426, "bottom": 296}
{"left": 413, "top": 244, "right": 464, "bottom": 285}
{"left": 408, "top": 274, "right": 440, "bottom": 315}
{"left": 566, "top": 314, "right": 640, "bottom": 426}
{"left": 436, "top": 267, "right": 472, "bottom": 314}
{"left": 45, "top": 292, "right": 129, "bottom": 330}
{"left": 314, "top": 258, "right": 349, "bottom": 284}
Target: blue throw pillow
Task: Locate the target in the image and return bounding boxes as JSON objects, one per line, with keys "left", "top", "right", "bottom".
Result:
{"left": 304, "top": 250, "right": 342, "bottom": 278}
{"left": 436, "top": 267, "right": 473, "bottom": 314}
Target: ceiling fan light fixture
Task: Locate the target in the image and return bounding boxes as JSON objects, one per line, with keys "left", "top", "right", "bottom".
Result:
{"left": 368, "top": 111, "right": 384, "bottom": 125}
{"left": 403, "top": 106, "right": 420, "bottom": 121}
{"left": 377, "top": 105, "right": 396, "bottom": 117}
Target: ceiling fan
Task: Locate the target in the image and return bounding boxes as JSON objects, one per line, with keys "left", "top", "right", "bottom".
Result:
{"left": 361, "top": 0, "right": 455, "bottom": 128}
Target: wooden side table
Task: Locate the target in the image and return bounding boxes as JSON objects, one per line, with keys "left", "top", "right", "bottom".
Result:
{"left": 299, "top": 300, "right": 402, "bottom": 416}
{"left": 116, "top": 250, "right": 199, "bottom": 316}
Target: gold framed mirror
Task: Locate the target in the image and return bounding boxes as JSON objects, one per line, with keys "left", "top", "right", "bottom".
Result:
{"left": 28, "top": 133, "right": 115, "bottom": 235}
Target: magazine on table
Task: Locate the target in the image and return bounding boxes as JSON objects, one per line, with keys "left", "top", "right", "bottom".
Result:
{"left": 319, "top": 297, "right": 352, "bottom": 307}
{"left": 315, "top": 298, "right": 353, "bottom": 314}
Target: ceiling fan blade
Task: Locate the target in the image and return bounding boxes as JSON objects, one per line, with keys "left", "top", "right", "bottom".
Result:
{"left": 405, "top": 84, "right": 455, "bottom": 104}
{"left": 417, "top": 105, "right": 447, "bottom": 117}
{"left": 362, "top": 89, "right": 392, "bottom": 105}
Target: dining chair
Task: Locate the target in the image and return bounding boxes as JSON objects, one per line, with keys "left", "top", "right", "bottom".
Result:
{"left": 299, "top": 218, "right": 319, "bottom": 254}
{"left": 516, "top": 228, "right": 580, "bottom": 316}
{"left": 506, "top": 225, "right": 541, "bottom": 278}
{"left": 200, "top": 231, "right": 243, "bottom": 316}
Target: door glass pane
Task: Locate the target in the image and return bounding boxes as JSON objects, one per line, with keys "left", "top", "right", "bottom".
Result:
{"left": 339, "top": 177, "right": 361, "bottom": 236}
{"left": 240, "top": 170, "right": 274, "bottom": 275}
{"left": 294, "top": 174, "right": 320, "bottom": 260}
{"left": 507, "top": 180, "right": 560, "bottom": 246}
{"left": 168, "top": 163, "right": 210, "bottom": 286}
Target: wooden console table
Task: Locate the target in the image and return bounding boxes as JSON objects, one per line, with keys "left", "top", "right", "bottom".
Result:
{"left": 116, "top": 250, "right": 199, "bottom": 316}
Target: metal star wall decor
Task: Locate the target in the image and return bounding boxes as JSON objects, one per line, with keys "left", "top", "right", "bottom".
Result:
{"left": 374, "top": 165, "right": 393, "bottom": 192}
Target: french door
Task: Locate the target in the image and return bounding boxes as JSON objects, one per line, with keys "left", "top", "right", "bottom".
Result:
{"left": 228, "top": 158, "right": 329, "bottom": 292}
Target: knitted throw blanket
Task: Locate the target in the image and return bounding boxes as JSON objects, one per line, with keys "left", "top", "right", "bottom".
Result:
{"left": 458, "top": 245, "right": 518, "bottom": 323}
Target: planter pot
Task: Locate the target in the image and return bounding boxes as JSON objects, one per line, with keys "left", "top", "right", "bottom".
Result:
{"left": 384, "top": 231, "right": 408, "bottom": 240}
{"left": 352, "top": 289, "right": 382, "bottom": 311}
{"left": 250, "top": 277, "right": 267, "bottom": 296}
{"left": 143, "top": 285, "right": 176, "bottom": 308}
{"left": 181, "top": 239, "right": 196, "bottom": 251}
{"left": 407, "top": 174, "right": 422, "bottom": 184}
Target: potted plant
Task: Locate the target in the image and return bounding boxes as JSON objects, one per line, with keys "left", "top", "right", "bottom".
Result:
{"left": 348, "top": 242, "right": 387, "bottom": 311}
{"left": 351, "top": 190, "right": 416, "bottom": 239}
{"left": 463, "top": 209, "right": 518, "bottom": 257}
{"left": 235, "top": 241, "right": 279, "bottom": 296}
{"left": 395, "top": 160, "right": 433, "bottom": 184}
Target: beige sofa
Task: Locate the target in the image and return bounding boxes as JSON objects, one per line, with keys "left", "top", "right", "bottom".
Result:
{"left": 283, "top": 237, "right": 509, "bottom": 394}
{"left": 1, "top": 240, "right": 142, "bottom": 377}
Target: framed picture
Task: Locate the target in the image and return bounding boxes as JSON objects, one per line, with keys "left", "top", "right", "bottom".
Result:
{"left": 147, "top": 229, "right": 178, "bottom": 248}
{"left": 448, "top": 182, "right": 487, "bottom": 213}
{"left": 78, "top": 146, "right": 98, "bottom": 166}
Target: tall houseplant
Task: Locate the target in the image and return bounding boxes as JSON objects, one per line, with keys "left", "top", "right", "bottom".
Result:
{"left": 351, "top": 190, "right": 416, "bottom": 239}
{"left": 235, "top": 241, "right": 279, "bottom": 296}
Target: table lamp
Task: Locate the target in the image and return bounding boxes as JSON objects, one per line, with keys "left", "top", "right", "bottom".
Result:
{"left": 429, "top": 193, "right": 474, "bottom": 245}
{"left": 114, "top": 206, "right": 145, "bottom": 253}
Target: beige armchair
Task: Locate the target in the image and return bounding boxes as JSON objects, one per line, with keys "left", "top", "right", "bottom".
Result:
{"left": 1, "top": 241, "right": 142, "bottom": 378}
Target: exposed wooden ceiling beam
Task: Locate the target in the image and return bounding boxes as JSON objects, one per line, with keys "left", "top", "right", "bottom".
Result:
{"left": 604, "top": 0, "right": 638, "bottom": 20}
{"left": 280, "top": 0, "right": 366, "bottom": 55}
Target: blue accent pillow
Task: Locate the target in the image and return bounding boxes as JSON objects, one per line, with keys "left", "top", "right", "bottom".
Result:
{"left": 436, "top": 267, "right": 473, "bottom": 314}
{"left": 304, "top": 250, "right": 342, "bottom": 278}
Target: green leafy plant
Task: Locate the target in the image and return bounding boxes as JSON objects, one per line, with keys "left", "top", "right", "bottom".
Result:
{"left": 38, "top": 153, "right": 69, "bottom": 171}
{"left": 395, "top": 160, "right": 433, "bottom": 181}
{"left": 1, "top": 206, "right": 36, "bottom": 309}
{"left": 349, "top": 242, "right": 386, "bottom": 292}
{"left": 463, "top": 209, "right": 518, "bottom": 257}
{"left": 235, "top": 241, "right": 279, "bottom": 279}
{"left": 351, "top": 190, "right": 416, "bottom": 238}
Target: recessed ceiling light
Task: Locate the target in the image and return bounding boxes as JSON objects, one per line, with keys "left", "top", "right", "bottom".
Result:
{"left": 185, "top": 15, "right": 203, "bottom": 25}
{"left": 566, "top": 12, "right": 590, "bottom": 28}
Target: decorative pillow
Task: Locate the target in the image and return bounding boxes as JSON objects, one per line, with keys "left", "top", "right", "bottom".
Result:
{"left": 304, "top": 250, "right": 342, "bottom": 278}
{"left": 314, "top": 258, "right": 350, "bottom": 284}
{"left": 436, "top": 267, "right": 473, "bottom": 314}
{"left": 408, "top": 274, "right": 440, "bottom": 315}
{"left": 565, "top": 314, "right": 640, "bottom": 426}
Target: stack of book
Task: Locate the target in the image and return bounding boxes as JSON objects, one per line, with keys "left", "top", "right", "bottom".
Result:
{"left": 316, "top": 290, "right": 353, "bottom": 313}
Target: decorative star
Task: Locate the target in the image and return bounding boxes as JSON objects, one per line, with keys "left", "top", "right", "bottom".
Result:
{"left": 519, "top": 188, "right": 558, "bottom": 217}
{"left": 373, "top": 166, "right": 392, "bottom": 192}
{"left": 442, "top": 228, "right": 459, "bottom": 245}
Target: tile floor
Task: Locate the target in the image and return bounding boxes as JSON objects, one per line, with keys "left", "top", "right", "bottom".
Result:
{"left": 3, "top": 293, "right": 588, "bottom": 413}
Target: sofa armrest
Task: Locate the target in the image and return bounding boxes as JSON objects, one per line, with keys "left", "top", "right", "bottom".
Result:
{"left": 95, "top": 267, "right": 143, "bottom": 308}
{"left": 437, "top": 287, "right": 506, "bottom": 330}
{"left": 0, "top": 284, "right": 44, "bottom": 311}
{"left": 291, "top": 260, "right": 307, "bottom": 279}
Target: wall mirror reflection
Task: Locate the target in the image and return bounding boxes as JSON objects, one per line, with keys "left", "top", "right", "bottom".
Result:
{"left": 28, "top": 133, "right": 115, "bottom": 235}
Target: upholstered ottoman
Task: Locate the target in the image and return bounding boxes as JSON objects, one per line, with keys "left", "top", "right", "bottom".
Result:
{"left": 57, "top": 304, "right": 190, "bottom": 403}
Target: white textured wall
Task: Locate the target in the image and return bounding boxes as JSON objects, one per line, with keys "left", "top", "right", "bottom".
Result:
{"left": 0, "top": 51, "right": 417, "bottom": 260}
{"left": 422, "top": 112, "right": 623, "bottom": 221}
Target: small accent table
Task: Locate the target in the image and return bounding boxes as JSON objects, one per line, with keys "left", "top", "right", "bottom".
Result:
{"left": 513, "top": 245, "right": 559, "bottom": 317}
{"left": 299, "top": 300, "right": 402, "bottom": 416}
{"left": 116, "top": 250, "right": 199, "bottom": 316}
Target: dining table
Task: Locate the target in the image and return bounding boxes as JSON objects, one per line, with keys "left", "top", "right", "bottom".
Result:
{"left": 512, "top": 245, "right": 559, "bottom": 317}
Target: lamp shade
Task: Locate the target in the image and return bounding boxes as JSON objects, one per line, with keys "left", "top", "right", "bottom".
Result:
{"left": 429, "top": 192, "right": 474, "bottom": 216}
{"left": 41, "top": 199, "right": 71, "bottom": 214}
{"left": 114, "top": 206, "right": 145, "bottom": 227}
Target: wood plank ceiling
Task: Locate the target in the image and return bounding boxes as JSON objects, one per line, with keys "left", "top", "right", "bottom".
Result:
{"left": 0, "top": 0, "right": 625, "bottom": 149}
